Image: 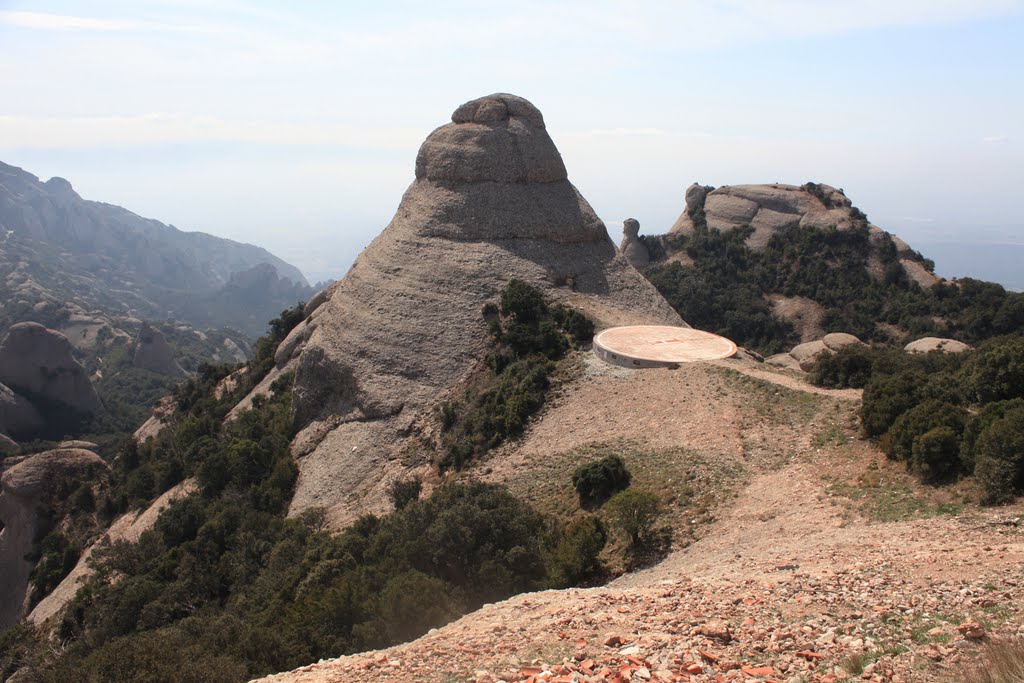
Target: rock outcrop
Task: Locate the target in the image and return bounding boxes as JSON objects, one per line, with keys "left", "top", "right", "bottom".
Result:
{"left": 0, "top": 323, "right": 102, "bottom": 415}
{"left": 0, "top": 381, "right": 43, "bottom": 439}
{"left": 0, "top": 432, "right": 16, "bottom": 454}
{"left": 28, "top": 478, "right": 196, "bottom": 626}
{"left": 276, "top": 93, "right": 682, "bottom": 527}
{"left": 904, "top": 337, "right": 972, "bottom": 354}
{"left": 132, "top": 322, "right": 186, "bottom": 376}
{"left": 766, "top": 332, "right": 864, "bottom": 372}
{"left": 619, "top": 219, "right": 650, "bottom": 270}
{"left": 668, "top": 182, "right": 941, "bottom": 288}
{"left": 0, "top": 448, "right": 107, "bottom": 628}
{"left": 133, "top": 396, "right": 177, "bottom": 444}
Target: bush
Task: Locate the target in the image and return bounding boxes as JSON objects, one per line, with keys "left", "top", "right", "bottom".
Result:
{"left": 885, "top": 400, "right": 966, "bottom": 465}
{"left": 860, "top": 372, "right": 926, "bottom": 437}
{"left": 439, "top": 281, "right": 593, "bottom": 471}
{"left": 500, "top": 279, "right": 547, "bottom": 323}
{"left": 550, "top": 515, "right": 607, "bottom": 586}
{"left": 974, "top": 406, "right": 1024, "bottom": 504}
{"left": 571, "top": 455, "right": 631, "bottom": 508}
{"left": 387, "top": 477, "right": 422, "bottom": 511}
{"left": 962, "top": 399, "right": 1024, "bottom": 472}
{"left": 809, "top": 345, "right": 875, "bottom": 389}
{"left": 911, "top": 426, "right": 961, "bottom": 484}
{"left": 605, "top": 489, "right": 660, "bottom": 546}
{"left": 961, "top": 336, "right": 1024, "bottom": 404}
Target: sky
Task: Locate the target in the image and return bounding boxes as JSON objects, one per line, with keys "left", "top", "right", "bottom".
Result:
{"left": 1, "top": 0, "right": 1022, "bottom": 286}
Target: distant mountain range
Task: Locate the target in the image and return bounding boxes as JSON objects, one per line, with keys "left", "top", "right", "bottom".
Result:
{"left": 0, "top": 161, "right": 316, "bottom": 337}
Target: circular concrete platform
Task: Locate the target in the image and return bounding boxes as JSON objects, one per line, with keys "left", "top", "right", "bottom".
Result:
{"left": 593, "top": 325, "right": 737, "bottom": 368}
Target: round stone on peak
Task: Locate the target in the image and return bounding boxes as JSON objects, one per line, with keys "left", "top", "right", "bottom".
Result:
{"left": 451, "top": 93, "right": 546, "bottom": 128}
{"left": 416, "top": 93, "right": 566, "bottom": 184}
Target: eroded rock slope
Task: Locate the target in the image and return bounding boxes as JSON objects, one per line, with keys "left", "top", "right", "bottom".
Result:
{"left": 262, "top": 94, "right": 682, "bottom": 527}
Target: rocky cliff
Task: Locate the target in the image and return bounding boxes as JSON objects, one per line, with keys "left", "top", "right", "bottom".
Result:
{"left": 255, "top": 93, "right": 682, "bottom": 527}
{"left": 666, "top": 181, "right": 940, "bottom": 288}
{"left": 0, "top": 322, "right": 103, "bottom": 416}
{"left": 0, "top": 447, "right": 107, "bottom": 628}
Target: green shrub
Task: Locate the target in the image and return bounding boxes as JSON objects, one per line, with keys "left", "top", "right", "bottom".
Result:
{"left": 571, "top": 455, "right": 631, "bottom": 508}
{"left": 960, "top": 336, "right": 1024, "bottom": 404}
{"left": 911, "top": 426, "right": 961, "bottom": 484}
{"left": 387, "top": 477, "right": 422, "bottom": 511}
{"left": 860, "top": 372, "right": 927, "bottom": 437}
{"left": 810, "top": 345, "right": 875, "bottom": 389}
{"left": 885, "top": 399, "right": 966, "bottom": 465}
{"left": 500, "top": 279, "right": 547, "bottom": 323}
{"left": 974, "top": 406, "right": 1024, "bottom": 505}
{"left": 28, "top": 531, "right": 80, "bottom": 606}
{"left": 962, "top": 399, "right": 1024, "bottom": 472}
{"left": 605, "top": 489, "right": 660, "bottom": 546}
{"left": 439, "top": 281, "right": 593, "bottom": 471}
{"left": 550, "top": 515, "right": 607, "bottom": 586}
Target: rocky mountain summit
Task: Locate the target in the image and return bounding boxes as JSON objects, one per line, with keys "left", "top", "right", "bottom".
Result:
{"left": 248, "top": 93, "right": 681, "bottom": 527}
{"left": 629, "top": 181, "right": 939, "bottom": 290}
{"left": 0, "top": 160, "right": 314, "bottom": 336}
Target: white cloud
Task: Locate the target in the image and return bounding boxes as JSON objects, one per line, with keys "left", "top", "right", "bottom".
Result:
{"left": 0, "top": 113, "right": 425, "bottom": 149}
{"left": 585, "top": 128, "right": 669, "bottom": 137}
{"left": 0, "top": 10, "right": 200, "bottom": 32}
{"left": 983, "top": 135, "right": 1010, "bottom": 144}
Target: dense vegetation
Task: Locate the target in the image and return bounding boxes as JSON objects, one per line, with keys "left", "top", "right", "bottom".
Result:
{"left": 818, "top": 336, "right": 1024, "bottom": 502}
{"left": 645, "top": 222, "right": 1024, "bottom": 355}
{"left": 438, "top": 280, "right": 594, "bottom": 471}
{"left": 1, "top": 300, "right": 611, "bottom": 682}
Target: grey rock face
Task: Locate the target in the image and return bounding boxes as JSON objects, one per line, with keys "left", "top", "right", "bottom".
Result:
{"left": 132, "top": 323, "right": 186, "bottom": 377}
{"left": 619, "top": 218, "right": 650, "bottom": 270}
{"left": 281, "top": 93, "right": 683, "bottom": 527}
{"left": 0, "top": 323, "right": 102, "bottom": 415}
{"left": 0, "top": 448, "right": 107, "bottom": 627}
{"left": 0, "top": 382, "right": 43, "bottom": 438}
{"left": 685, "top": 183, "right": 708, "bottom": 212}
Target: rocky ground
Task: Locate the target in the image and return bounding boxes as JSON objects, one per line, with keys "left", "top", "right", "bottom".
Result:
{"left": 255, "top": 356, "right": 1024, "bottom": 683}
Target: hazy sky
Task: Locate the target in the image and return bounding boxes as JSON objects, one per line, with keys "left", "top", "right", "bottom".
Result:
{"left": 2, "top": 0, "right": 1022, "bottom": 284}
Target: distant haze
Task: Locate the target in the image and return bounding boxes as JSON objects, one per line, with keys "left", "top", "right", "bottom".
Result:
{"left": 1, "top": 1, "right": 1022, "bottom": 287}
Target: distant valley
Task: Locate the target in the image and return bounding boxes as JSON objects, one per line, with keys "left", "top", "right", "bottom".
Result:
{"left": 0, "top": 161, "right": 316, "bottom": 338}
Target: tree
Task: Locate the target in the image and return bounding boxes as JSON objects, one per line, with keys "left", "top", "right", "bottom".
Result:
{"left": 572, "top": 455, "right": 632, "bottom": 508}
{"left": 550, "top": 515, "right": 607, "bottom": 586}
{"left": 860, "top": 372, "right": 926, "bottom": 437}
{"left": 974, "top": 406, "right": 1024, "bottom": 505}
{"left": 387, "top": 477, "right": 423, "bottom": 511}
{"left": 605, "top": 489, "right": 660, "bottom": 546}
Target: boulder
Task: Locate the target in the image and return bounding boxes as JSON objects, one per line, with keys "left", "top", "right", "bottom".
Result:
{"left": 0, "top": 381, "right": 43, "bottom": 438}
{"left": 0, "top": 323, "right": 102, "bottom": 415}
{"left": 904, "top": 337, "right": 972, "bottom": 354}
{"left": 684, "top": 183, "right": 708, "bottom": 212}
{"left": 0, "top": 448, "right": 107, "bottom": 627}
{"left": 280, "top": 93, "right": 683, "bottom": 528}
{"left": 822, "top": 332, "right": 864, "bottom": 351}
{"left": 132, "top": 323, "right": 186, "bottom": 376}
{"left": 133, "top": 395, "right": 176, "bottom": 444}
{"left": 789, "top": 339, "right": 829, "bottom": 372}
{"left": 619, "top": 218, "right": 650, "bottom": 270}
{"left": 765, "top": 353, "right": 802, "bottom": 371}
{"left": 57, "top": 440, "right": 99, "bottom": 452}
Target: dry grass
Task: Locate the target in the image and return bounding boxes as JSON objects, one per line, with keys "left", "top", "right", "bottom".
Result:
{"left": 962, "top": 638, "right": 1024, "bottom": 683}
